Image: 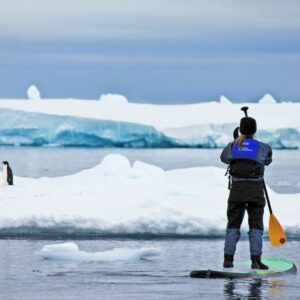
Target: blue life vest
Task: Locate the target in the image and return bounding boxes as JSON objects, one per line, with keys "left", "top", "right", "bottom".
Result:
{"left": 231, "top": 139, "right": 259, "bottom": 162}
{"left": 221, "top": 138, "right": 272, "bottom": 186}
{"left": 228, "top": 139, "right": 264, "bottom": 181}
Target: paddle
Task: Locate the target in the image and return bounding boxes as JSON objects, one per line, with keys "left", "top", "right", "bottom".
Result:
{"left": 263, "top": 181, "right": 287, "bottom": 247}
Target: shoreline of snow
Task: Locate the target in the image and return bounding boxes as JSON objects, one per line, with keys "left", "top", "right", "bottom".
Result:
{"left": 0, "top": 154, "right": 299, "bottom": 238}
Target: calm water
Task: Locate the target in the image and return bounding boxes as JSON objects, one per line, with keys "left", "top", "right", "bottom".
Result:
{"left": 0, "top": 239, "right": 299, "bottom": 300}
{"left": 0, "top": 147, "right": 299, "bottom": 299}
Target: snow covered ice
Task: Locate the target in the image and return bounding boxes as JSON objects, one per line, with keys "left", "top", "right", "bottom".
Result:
{"left": 0, "top": 93, "right": 300, "bottom": 148}
{"left": 0, "top": 154, "right": 299, "bottom": 237}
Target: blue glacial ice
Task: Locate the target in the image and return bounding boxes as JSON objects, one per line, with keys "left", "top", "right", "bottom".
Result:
{"left": 0, "top": 108, "right": 299, "bottom": 149}
{"left": 0, "top": 108, "right": 175, "bottom": 148}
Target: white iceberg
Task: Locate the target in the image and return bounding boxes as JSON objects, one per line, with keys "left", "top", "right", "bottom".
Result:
{"left": 219, "top": 95, "right": 232, "bottom": 104}
{"left": 27, "top": 85, "right": 41, "bottom": 101}
{"left": 99, "top": 94, "right": 128, "bottom": 104}
{"left": 0, "top": 95, "right": 299, "bottom": 148}
{"left": 0, "top": 107, "right": 299, "bottom": 148}
{"left": 258, "top": 93, "right": 277, "bottom": 104}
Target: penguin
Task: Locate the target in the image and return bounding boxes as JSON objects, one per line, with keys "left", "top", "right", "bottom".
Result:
{"left": 2, "top": 161, "right": 13, "bottom": 185}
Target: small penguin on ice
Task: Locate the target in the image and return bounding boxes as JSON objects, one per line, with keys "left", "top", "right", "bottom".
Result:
{"left": 2, "top": 161, "right": 13, "bottom": 185}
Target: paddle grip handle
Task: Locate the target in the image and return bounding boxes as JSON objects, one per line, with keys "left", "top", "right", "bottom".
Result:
{"left": 241, "top": 106, "right": 249, "bottom": 117}
{"left": 263, "top": 180, "right": 273, "bottom": 215}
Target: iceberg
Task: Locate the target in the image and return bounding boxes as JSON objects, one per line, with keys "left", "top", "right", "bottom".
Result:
{"left": 99, "top": 93, "right": 128, "bottom": 104}
{"left": 0, "top": 96, "right": 299, "bottom": 149}
{"left": 27, "top": 85, "right": 41, "bottom": 101}
{"left": 0, "top": 107, "right": 299, "bottom": 149}
{"left": 219, "top": 95, "right": 232, "bottom": 104}
{"left": 258, "top": 93, "right": 277, "bottom": 104}
{"left": 0, "top": 154, "right": 299, "bottom": 238}
{"left": 0, "top": 108, "right": 175, "bottom": 148}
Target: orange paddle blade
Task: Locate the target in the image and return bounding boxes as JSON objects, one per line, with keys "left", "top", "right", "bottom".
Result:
{"left": 269, "top": 213, "right": 287, "bottom": 247}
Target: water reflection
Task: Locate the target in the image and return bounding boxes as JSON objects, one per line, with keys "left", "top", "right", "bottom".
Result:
{"left": 223, "top": 279, "right": 284, "bottom": 299}
{"left": 266, "top": 279, "right": 285, "bottom": 299}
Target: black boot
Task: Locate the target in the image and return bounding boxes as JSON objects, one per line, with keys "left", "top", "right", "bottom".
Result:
{"left": 251, "top": 256, "right": 269, "bottom": 270}
{"left": 223, "top": 254, "right": 234, "bottom": 268}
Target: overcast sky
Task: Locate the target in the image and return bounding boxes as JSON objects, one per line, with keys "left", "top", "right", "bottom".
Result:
{"left": 1, "top": 0, "right": 300, "bottom": 103}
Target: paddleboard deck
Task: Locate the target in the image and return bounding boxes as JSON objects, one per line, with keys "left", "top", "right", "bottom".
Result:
{"left": 190, "top": 257, "right": 297, "bottom": 279}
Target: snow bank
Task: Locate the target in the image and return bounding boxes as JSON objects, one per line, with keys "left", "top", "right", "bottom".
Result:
{"left": 35, "top": 242, "right": 161, "bottom": 262}
{"left": 0, "top": 154, "right": 299, "bottom": 237}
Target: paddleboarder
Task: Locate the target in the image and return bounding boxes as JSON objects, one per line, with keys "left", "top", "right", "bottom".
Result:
{"left": 220, "top": 107, "right": 273, "bottom": 270}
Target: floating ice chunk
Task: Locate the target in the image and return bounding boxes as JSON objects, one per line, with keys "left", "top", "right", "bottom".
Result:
{"left": 101, "top": 154, "right": 131, "bottom": 176}
{"left": 258, "top": 93, "right": 277, "bottom": 104}
{"left": 35, "top": 242, "right": 161, "bottom": 262}
{"left": 41, "top": 242, "right": 79, "bottom": 252}
{"left": 99, "top": 94, "right": 128, "bottom": 104}
{"left": 219, "top": 95, "right": 231, "bottom": 104}
{"left": 27, "top": 85, "right": 41, "bottom": 100}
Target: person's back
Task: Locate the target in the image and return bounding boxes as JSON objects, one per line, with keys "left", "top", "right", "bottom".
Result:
{"left": 220, "top": 107, "right": 272, "bottom": 270}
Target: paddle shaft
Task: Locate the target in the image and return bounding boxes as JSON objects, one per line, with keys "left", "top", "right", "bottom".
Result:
{"left": 263, "top": 180, "right": 273, "bottom": 215}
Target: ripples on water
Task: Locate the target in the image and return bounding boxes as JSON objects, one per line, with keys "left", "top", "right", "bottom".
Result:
{"left": 0, "top": 239, "right": 298, "bottom": 300}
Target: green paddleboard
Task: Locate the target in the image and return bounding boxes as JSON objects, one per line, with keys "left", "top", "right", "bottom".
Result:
{"left": 190, "top": 257, "right": 297, "bottom": 279}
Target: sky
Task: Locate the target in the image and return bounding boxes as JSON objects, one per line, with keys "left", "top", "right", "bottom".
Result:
{"left": 1, "top": 0, "right": 300, "bottom": 103}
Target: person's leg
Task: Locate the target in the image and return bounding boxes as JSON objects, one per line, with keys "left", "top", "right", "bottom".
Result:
{"left": 224, "top": 190, "right": 246, "bottom": 267}
{"left": 224, "top": 202, "right": 245, "bottom": 255}
{"left": 247, "top": 198, "right": 264, "bottom": 253}
{"left": 247, "top": 183, "right": 268, "bottom": 269}
{"left": 248, "top": 228, "right": 263, "bottom": 256}
{"left": 224, "top": 228, "right": 241, "bottom": 263}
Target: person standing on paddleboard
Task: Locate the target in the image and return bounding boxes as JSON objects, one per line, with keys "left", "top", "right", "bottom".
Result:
{"left": 220, "top": 107, "right": 273, "bottom": 270}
